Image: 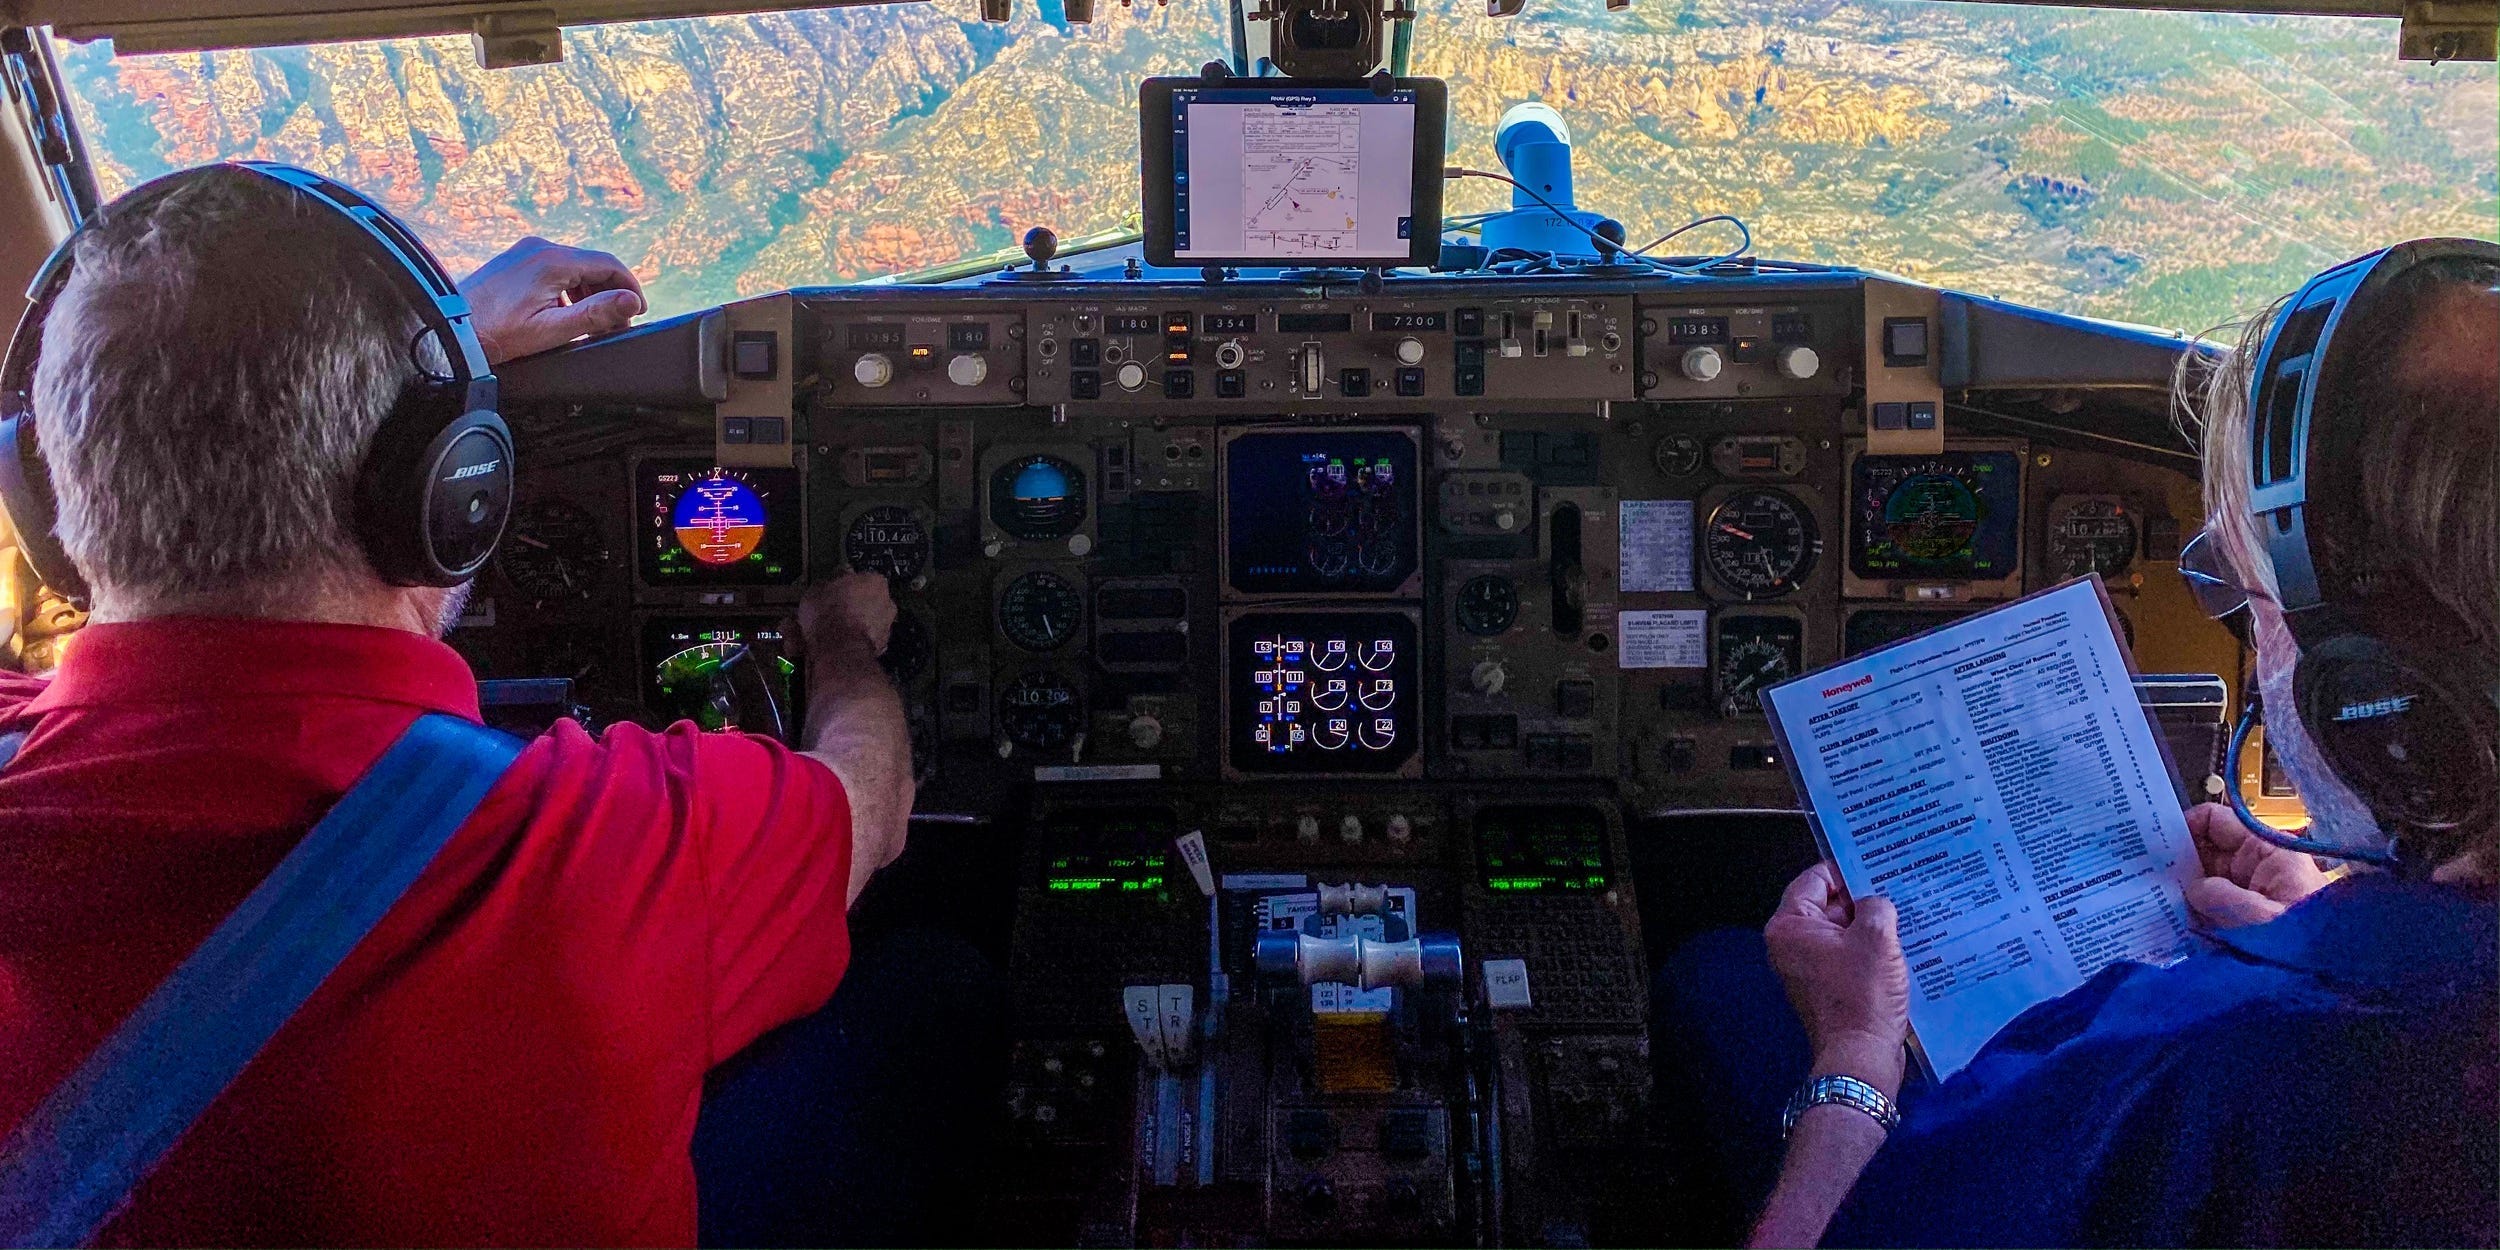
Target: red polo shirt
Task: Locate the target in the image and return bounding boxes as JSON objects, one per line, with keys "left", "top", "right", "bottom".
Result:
{"left": 0, "top": 618, "right": 856, "bottom": 1246}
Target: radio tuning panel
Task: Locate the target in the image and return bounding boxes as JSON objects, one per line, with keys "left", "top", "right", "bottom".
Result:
{"left": 1022, "top": 294, "right": 1636, "bottom": 407}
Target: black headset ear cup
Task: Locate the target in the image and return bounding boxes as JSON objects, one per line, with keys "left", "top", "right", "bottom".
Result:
{"left": 0, "top": 411, "right": 88, "bottom": 606}
{"left": 353, "top": 380, "right": 513, "bottom": 587}
{"left": 2292, "top": 631, "right": 2499, "bottom": 834}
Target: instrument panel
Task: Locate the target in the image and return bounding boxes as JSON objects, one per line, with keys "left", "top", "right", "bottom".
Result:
{"left": 460, "top": 271, "right": 2235, "bottom": 821}
{"left": 457, "top": 268, "right": 2239, "bottom": 1247}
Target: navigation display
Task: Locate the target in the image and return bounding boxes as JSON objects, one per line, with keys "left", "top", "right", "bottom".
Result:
{"left": 636, "top": 459, "right": 804, "bottom": 586}
{"left": 641, "top": 615, "right": 801, "bottom": 736}
{"left": 1849, "top": 450, "right": 2022, "bottom": 581}
{"left": 1141, "top": 78, "right": 1447, "bottom": 268}
{"left": 1224, "top": 429, "right": 1419, "bottom": 596}
{"left": 1227, "top": 611, "right": 1420, "bottom": 776}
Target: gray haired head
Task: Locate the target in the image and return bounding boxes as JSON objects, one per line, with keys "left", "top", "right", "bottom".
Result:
{"left": 31, "top": 166, "right": 428, "bottom": 619}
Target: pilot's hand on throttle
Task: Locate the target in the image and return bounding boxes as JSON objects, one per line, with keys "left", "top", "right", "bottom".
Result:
{"left": 459, "top": 237, "right": 647, "bottom": 365}
{"left": 796, "top": 572, "right": 896, "bottom": 662}
{"left": 1765, "top": 862, "right": 1910, "bottom": 1100}
{"left": 2184, "top": 801, "right": 2328, "bottom": 928}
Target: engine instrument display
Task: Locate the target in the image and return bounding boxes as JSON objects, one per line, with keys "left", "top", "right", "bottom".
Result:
{"left": 637, "top": 460, "right": 803, "bottom": 586}
{"left": 1225, "top": 430, "right": 1419, "bottom": 596}
{"left": 1701, "top": 489, "right": 1820, "bottom": 599}
{"left": 1476, "top": 806, "right": 1611, "bottom": 893}
{"left": 844, "top": 505, "right": 930, "bottom": 581}
{"left": 1000, "top": 670, "right": 1084, "bottom": 750}
{"left": 642, "top": 616, "right": 800, "bottom": 736}
{"left": 1713, "top": 614, "right": 1803, "bottom": 718}
{"left": 990, "top": 454, "right": 1089, "bottom": 541}
{"left": 1850, "top": 451, "right": 2021, "bottom": 581}
{"left": 999, "top": 570, "right": 1085, "bottom": 651}
{"left": 498, "top": 498, "right": 607, "bottom": 607}
{"left": 2044, "top": 495, "right": 2138, "bottom": 581}
{"left": 1228, "top": 611, "right": 1420, "bottom": 776}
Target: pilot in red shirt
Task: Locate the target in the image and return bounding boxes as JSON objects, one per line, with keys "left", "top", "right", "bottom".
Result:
{"left": 0, "top": 172, "right": 917, "bottom": 1245}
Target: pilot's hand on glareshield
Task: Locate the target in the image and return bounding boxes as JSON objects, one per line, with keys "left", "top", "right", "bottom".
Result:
{"left": 795, "top": 572, "right": 897, "bottom": 664}
{"left": 1766, "top": 862, "right": 1911, "bottom": 1100}
{"left": 459, "top": 237, "right": 647, "bottom": 364}
{"left": 2183, "top": 801, "right": 2330, "bottom": 929}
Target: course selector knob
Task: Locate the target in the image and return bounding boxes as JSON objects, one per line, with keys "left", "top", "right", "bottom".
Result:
{"left": 1679, "top": 345, "right": 1724, "bottom": 382}
{"left": 854, "top": 353, "right": 895, "bottom": 388}
{"left": 1775, "top": 344, "right": 1820, "bottom": 381}
{"left": 947, "top": 353, "right": 989, "bottom": 387}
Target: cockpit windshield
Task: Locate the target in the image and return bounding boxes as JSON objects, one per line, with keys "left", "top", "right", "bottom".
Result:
{"left": 56, "top": 0, "right": 2497, "bottom": 329}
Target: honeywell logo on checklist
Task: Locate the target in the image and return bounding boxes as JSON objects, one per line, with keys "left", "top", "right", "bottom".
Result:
{"left": 1821, "top": 674, "right": 1873, "bottom": 700}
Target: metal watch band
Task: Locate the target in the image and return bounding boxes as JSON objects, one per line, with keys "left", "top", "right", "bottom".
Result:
{"left": 1781, "top": 1073, "right": 1901, "bottom": 1138}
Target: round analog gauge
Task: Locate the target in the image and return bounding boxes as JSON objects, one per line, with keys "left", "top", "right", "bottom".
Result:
{"left": 990, "top": 454, "right": 1088, "bottom": 541}
{"left": 1715, "top": 615, "right": 1804, "bottom": 718}
{"left": 1653, "top": 433, "right": 1704, "bottom": 478}
{"left": 881, "top": 612, "right": 932, "bottom": 682}
{"left": 844, "top": 505, "right": 929, "bottom": 582}
{"left": 1703, "top": 490, "right": 1821, "bottom": 599}
{"left": 999, "top": 570, "right": 1084, "bottom": 651}
{"left": 2045, "top": 497, "right": 2138, "bottom": 581}
{"left": 498, "top": 498, "right": 607, "bottom": 606}
{"left": 999, "top": 670, "right": 1083, "bottom": 749}
{"left": 1455, "top": 574, "right": 1520, "bottom": 636}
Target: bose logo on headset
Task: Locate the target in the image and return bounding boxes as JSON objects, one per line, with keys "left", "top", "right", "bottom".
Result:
{"left": 2333, "top": 694, "right": 2417, "bottom": 723}
{"left": 444, "top": 460, "right": 503, "bottom": 483}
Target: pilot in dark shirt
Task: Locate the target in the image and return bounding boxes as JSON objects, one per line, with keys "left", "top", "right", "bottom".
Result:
{"left": 1709, "top": 250, "right": 2500, "bottom": 1249}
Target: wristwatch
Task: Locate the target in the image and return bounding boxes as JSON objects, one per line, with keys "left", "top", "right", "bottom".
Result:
{"left": 1781, "top": 1073, "right": 1901, "bottom": 1139}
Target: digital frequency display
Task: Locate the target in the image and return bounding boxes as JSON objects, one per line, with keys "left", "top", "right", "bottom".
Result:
{"left": 641, "top": 616, "right": 801, "bottom": 736}
{"left": 1476, "top": 806, "right": 1613, "bottom": 893}
{"left": 637, "top": 460, "right": 803, "bottom": 586}
{"left": 1228, "top": 611, "right": 1419, "bottom": 775}
{"left": 1226, "top": 430, "right": 1418, "bottom": 595}
{"left": 1849, "top": 451, "right": 2022, "bottom": 581}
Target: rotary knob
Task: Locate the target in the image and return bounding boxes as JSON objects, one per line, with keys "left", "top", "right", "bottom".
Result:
{"left": 1679, "top": 345, "right": 1724, "bottom": 382}
{"left": 1127, "top": 714, "right": 1165, "bottom": 751}
{"left": 1469, "top": 659, "right": 1508, "bottom": 696}
{"left": 1296, "top": 814, "right": 1323, "bottom": 843}
{"left": 853, "top": 352, "right": 895, "bottom": 388}
{"left": 1338, "top": 814, "right": 1364, "bottom": 844}
{"left": 1395, "top": 337, "right": 1426, "bottom": 366}
{"left": 947, "top": 353, "right": 989, "bottom": 387}
{"left": 1775, "top": 344, "right": 1820, "bottom": 381}
{"left": 1116, "top": 361, "right": 1148, "bottom": 392}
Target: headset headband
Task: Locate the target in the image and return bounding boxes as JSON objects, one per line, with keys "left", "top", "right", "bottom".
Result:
{"left": 0, "top": 162, "right": 497, "bottom": 601}
{"left": 2245, "top": 236, "right": 2500, "bottom": 618}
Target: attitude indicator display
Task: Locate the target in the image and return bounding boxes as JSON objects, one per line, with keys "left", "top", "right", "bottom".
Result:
{"left": 637, "top": 460, "right": 803, "bottom": 586}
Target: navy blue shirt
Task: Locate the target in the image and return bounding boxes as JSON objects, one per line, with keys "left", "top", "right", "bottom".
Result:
{"left": 1828, "top": 874, "right": 2497, "bottom": 1248}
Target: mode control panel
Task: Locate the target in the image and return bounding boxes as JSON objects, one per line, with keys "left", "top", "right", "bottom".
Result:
{"left": 1023, "top": 295, "right": 1638, "bottom": 407}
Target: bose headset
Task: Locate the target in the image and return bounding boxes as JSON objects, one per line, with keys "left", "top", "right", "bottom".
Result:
{"left": 0, "top": 161, "right": 513, "bottom": 607}
{"left": 2227, "top": 236, "right": 2500, "bottom": 868}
